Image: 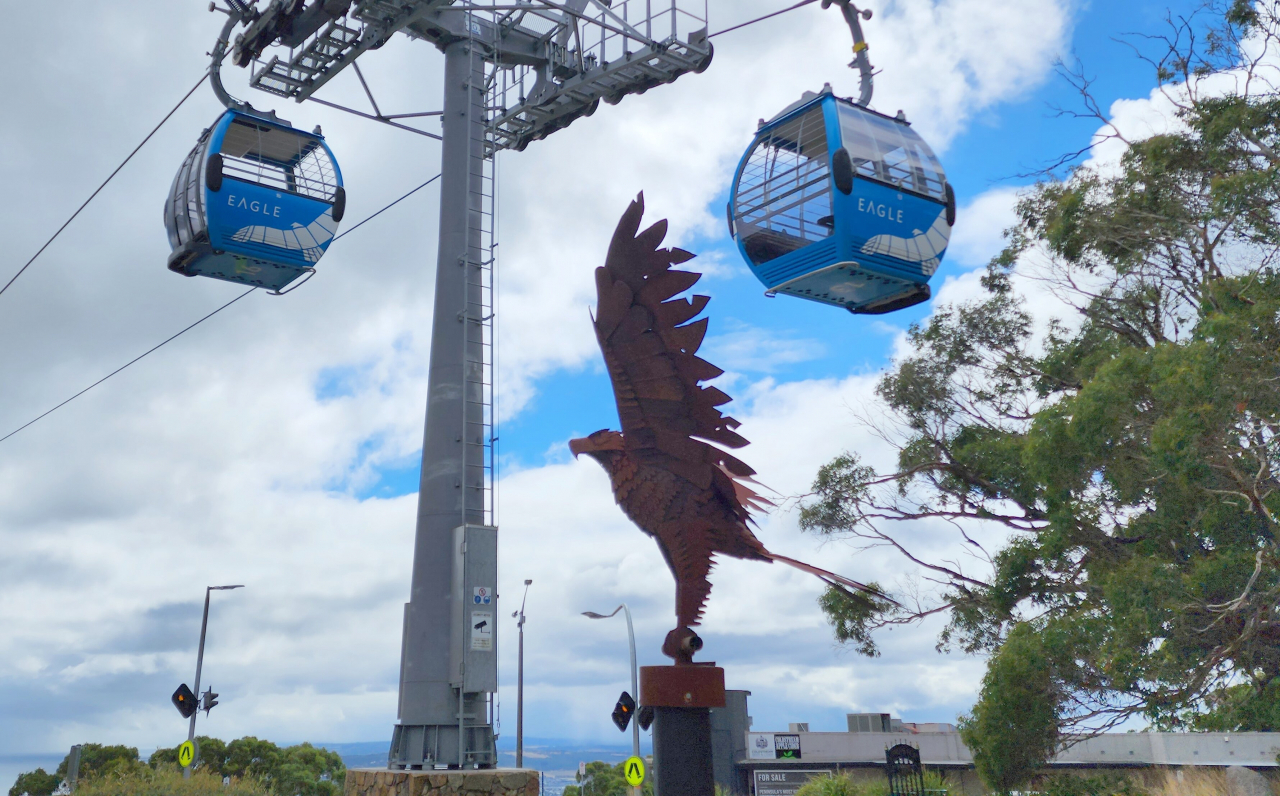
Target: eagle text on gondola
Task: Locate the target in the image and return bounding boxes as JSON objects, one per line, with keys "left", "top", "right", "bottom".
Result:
{"left": 856, "top": 196, "right": 904, "bottom": 224}
{"left": 226, "top": 194, "right": 283, "bottom": 217}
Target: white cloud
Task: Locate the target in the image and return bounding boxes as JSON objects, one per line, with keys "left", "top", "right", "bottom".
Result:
{"left": 703, "top": 320, "right": 826, "bottom": 374}
{"left": 0, "top": 0, "right": 1072, "bottom": 771}
{"left": 945, "top": 186, "right": 1022, "bottom": 269}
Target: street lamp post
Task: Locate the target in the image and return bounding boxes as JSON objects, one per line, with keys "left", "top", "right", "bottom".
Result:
{"left": 511, "top": 579, "right": 532, "bottom": 768}
{"left": 581, "top": 605, "right": 639, "bottom": 761}
{"left": 185, "top": 584, "right": 244, "bottom": 779}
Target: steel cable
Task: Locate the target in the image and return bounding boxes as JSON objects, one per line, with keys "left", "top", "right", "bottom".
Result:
{"left": 2, "top": 0, "right": 816, "bottom": 442}
{"left": 708, "top": 0, "right": 820, "bottom": 38}
{"left": 0, "top": 173, "right": 443, "bottom": 445}
{"left": 0, "top": 73, "right": 211, "bottom": 300}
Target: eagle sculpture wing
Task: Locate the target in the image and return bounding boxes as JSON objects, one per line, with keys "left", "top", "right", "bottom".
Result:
{"left": 584, "top": 194, "right": 890, "bottom": 643}
{"left": 592, "top": 195, "right": 766, "bottom": 511}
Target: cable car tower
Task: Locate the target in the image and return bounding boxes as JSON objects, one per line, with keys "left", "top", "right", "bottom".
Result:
{"left": 206, "top": 0, "right": 712, "bottom": 770}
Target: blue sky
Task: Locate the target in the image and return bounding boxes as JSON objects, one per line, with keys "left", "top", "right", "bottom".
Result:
{"left": 0, "top": 0, "right": 1221, "bottom": 786}
{"left": 361, "top": 0, "right": 1208, "bottom": 496}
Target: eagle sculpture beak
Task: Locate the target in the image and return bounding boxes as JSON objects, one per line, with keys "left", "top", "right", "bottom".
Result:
{"left": 568, "top": 437, "right": 587, "bottom": 458}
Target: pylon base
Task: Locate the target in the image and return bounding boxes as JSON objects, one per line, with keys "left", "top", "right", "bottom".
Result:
{"left": 344, "top": 768, "right": 538, "bottom": 796}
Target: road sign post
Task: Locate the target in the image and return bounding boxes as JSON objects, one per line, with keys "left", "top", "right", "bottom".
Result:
{"left": 513, "top": 579, "right": 532, "bottom": 768}
{"left": 623, "top": 755, "right": 645, "bottom": 793}
{"left": 177, "top": 740, "right": 196, "bottom": 770}
{"left": 183, "top": 585, "right": 242, "bottom": 778}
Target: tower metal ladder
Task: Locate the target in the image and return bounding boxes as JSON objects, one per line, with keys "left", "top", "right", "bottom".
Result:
{"left": 461, "top": 21, "right": 498, "bottom": 533}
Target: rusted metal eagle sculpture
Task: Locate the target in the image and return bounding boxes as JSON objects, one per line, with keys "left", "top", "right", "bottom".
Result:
{"left": 570, "top": 195, "right": 885, "bottom": 664}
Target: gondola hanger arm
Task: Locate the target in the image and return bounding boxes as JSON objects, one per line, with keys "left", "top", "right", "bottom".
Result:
{"left": 822, "top": 0, "right": 874, "bottom": 106}
{"left": 206, "top": 4, "right": 263, "bottom": 115}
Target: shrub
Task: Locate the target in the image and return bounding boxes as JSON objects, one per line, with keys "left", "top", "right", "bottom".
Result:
{"left": 561, "top": 760, "right": 654, "bottom": 796}
{"left": 1038, "top": 771, "right": 1148, "bottom": 796}
{"left": 794, "top": 773, "right": 888, "bottom": 796}
{"left": 8, "top": 768, "right": 59, "bottom": 796}
{"left": 959, "top": 623, "right": 1061, "bottom": 793}
{"left": 72, "top": 765, "right": 268, "bottom": 796}
{"left": 151, "top": 737, "right": 345, "bottom": 796}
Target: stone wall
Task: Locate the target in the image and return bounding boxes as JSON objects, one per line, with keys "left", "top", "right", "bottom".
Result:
{"left": 345, "top": 768, "right": 539, "bottom": 796}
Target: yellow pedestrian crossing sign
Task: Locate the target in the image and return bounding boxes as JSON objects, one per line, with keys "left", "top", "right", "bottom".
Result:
{"left": 177, "top": 740, "right": 196, "bottom": 768}
{"left": 623, "top": 755, "right": 645, "bottom": 786}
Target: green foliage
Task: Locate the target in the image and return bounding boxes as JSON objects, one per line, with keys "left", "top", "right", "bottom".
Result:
{"left": 561, "top": 760, "right": 653, "bottom": 796}
{"left": 10, "top": 744, "right": 148, "bottom": 796}
{"left": 146, "top": 737, "right": 223, "bottom": 771}
{"left": 223, "top": 736, "right": 285, "bottom": 781}
{"left": 919, "top": 769, "right": 953, "bottom": 793}
{"left": 269, "top": 744, "right": 345, "bottom": 796}
{"left": 150, "top": 737, "right": 344, "bottom": 796}
{"left": 1184, "top": 679, "right": 1280, "bottom": 730}
{"left": 817, "top": 582, "right": 895, "bottom": 657}
{"left": 800, "top": 0, "right": 1280, "bottom": 770}
{"left": 959, "top": 623, "right": 1062, "bottom": 793}
{"left": 1036, "top": 771, "right": 1147, "bottom": 796}
{"left": 11, "top": 738, "right": 341, "bottom": 796}
{"left": 793, "top": 773, "right": 888, "bottom": 796}
{"left": 791, "top": 769, "right": 953, "bottom": 796}
{"left": 73, "top": 765, "right": 268, "bottom": 796}
{"left": 54, "top": 744, "right": 142, "bottom": 781}
{"left": 8, "top": 768, "right": 59, "bottom": 796}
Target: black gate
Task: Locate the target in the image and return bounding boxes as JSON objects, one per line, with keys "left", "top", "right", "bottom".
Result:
{"left": 885, "top": 743, "right": 924, "bottom": 796}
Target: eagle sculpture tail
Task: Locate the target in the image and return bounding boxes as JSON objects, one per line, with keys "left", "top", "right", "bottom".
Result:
{"left": 766, "top": 552, "right": 900, "bottom": 606}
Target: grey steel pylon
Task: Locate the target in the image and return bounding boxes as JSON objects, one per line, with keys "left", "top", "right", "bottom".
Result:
{"left": 390, "top": 32, "right": 499, "bottom": 767}
{"left": 212, "top": 0, "right": 713, "bottom": 770}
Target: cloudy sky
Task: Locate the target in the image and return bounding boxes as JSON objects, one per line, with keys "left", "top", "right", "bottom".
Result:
{"left": 0, "top": 0, "right": 1211, "bottom": 783}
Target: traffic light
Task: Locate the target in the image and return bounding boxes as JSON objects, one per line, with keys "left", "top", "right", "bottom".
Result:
{"left": 611, "top": 691, "right": 635, "bottom": 732}
{"left": 201, "top": 687, "right": 219, "bottom": 715}
{"left": 172, "top": 684, "right": 197, "bottom": 718}
{"left": 637, "top": 705, "right": 654, "bottom": 732}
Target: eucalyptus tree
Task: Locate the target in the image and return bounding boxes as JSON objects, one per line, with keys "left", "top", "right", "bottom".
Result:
{"left": 799, "top": 1, "right": 1280, "bottom": 781}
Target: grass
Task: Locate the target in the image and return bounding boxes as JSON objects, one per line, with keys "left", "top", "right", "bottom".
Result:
{"left": 1153, "top": 768, "right": 1279, "bottom": 796}
{"left": 1154, "top": 769, "right": 1232, "bottom": 796}
{"left": 793, "top": 769, "right": 954, "bottom": 796}
{"left": 781, "top": 767, "right": 1280, "bottom": 796}
{"left": 1034, "top": 767, "right": 1280, "bottom": 796}
{"left": 72, "top": 765, "right": 270, "bottom": 796}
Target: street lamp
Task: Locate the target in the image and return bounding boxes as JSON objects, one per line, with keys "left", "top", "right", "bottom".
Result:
{"left": 582, "top": 604, "right": 639, "bottom": 762}
{"left": 511, "top": 579, "right": 532, "bottom": 768}
{"left": 185, "top": 584, "right": 243, "bottom": 778}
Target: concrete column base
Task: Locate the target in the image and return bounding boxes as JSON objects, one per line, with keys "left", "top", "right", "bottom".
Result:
{"left": 344, "top": 768, "right": 539, "bottom": 796}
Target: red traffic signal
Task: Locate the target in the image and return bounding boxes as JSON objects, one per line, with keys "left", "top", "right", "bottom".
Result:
{"left": 611, "top": 691, "right": 636, "bottom": 732}
{"left": 172, "top": 684, "right": 197, "bottom": 719}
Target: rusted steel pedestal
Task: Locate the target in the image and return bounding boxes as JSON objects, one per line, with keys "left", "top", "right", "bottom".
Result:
{"left": 640, "top": 664, "right": 725, "bottom": 796}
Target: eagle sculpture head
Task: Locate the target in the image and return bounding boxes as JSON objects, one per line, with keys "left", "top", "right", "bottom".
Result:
{"left": 568, "top": 429, "right": 625, "bottom": 460}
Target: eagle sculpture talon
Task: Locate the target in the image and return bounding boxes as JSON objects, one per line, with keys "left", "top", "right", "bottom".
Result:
{"left": 572, "top": 194, "right": 898, "bottom": 659}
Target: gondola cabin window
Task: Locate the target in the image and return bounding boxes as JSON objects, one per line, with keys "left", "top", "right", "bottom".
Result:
{"left": 733, "top": 105, "right": 832, "bottom": 267}
{"left": 836, "top": 103, "right": 946, "bottom": 200}
{"left": 217, "top": 118, "right": 338, "bottom": 201}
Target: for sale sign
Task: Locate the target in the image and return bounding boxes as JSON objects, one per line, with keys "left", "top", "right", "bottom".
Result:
{"left": 752, "top": 769, "right": 831, "bottom": 796}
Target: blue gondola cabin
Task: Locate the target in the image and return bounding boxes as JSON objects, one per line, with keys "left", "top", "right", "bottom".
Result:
{"left": 164, "top": 109, "right": 345, "bottom": 293}
{"left": 729, "top": 84, "right": 955, "bottom": 314}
